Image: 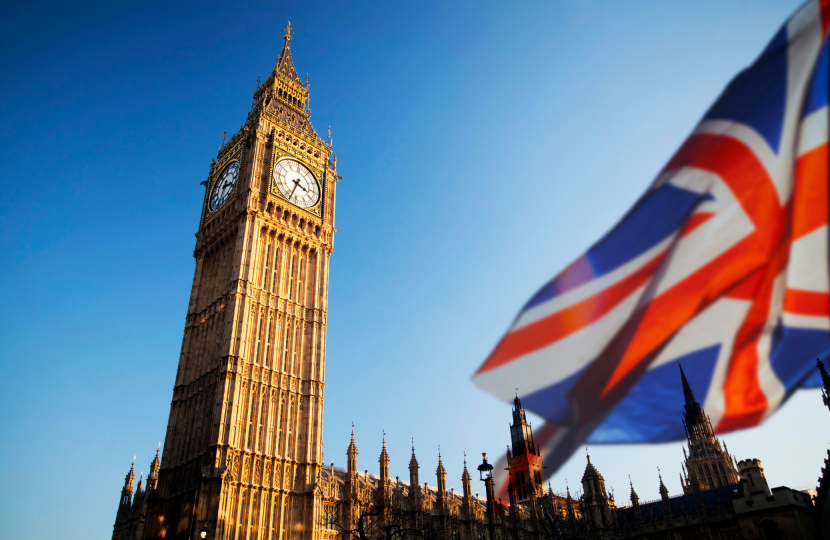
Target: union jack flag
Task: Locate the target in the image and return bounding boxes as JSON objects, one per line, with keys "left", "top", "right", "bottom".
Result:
{"left": 472, "top": 0, "right": 830, "bottom": 493}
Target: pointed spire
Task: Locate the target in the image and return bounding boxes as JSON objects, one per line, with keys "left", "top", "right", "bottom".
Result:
{"left": 126, "top": 456, "right": 136, "bottom": 487}
{"left": 347, "top": 423, "right": 358, "bottom": 475}
{"left": 462, "top": 452, "right": 472, "bottom": 501}
{"left": 275, "top": 21, "right": 303, "bottom": 87}
{"left": 679, "top": 362, "right": 697, "bottom": 407}
{"left": 379, "top": 430, "right": 389, "bottom": 461}
{"left": 409, "top": 438, "right": 420, "bottom": 495}
{"left": 379, "top": 430, "right": 389, "bottom": 482}
{"left": 658, "top": 468, "right": 669, "bottom": 496}
{"left": 436, "top": 447, "right": 447, "bottom": 503}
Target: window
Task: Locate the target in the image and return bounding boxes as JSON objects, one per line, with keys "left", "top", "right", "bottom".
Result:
{"left": 296, "top": 256, "right": 304, "bottom": 304}
{"left": 262, "top": 243, "right": 271, "bottom": 289}
{"left": 271, "top": 248, "right": 280, "bottom": 294}
{"left": 288, "top": 255, "right": 296, "bottom": 300}
{"left": 704, "top": 463, "right": 716, "bottom": 487}
{"left": 271, "top": 502, "right": 278, "bottom": 540}
{"left": 292, "top": 327, "right": 299, "bottom": 375}
{"left": 246, "top": 392, "right": 256, "bottom": 449}
{"left": 257, "top": 393, "right": 265, "bottom": 451}
{"left": 286, "top": 399, "right": 294, "bottom": 459}
{"left": 277, "top": 400, "right": 285, "bottom": 455}
{"left": 264, "top": 319, "right": 272, "bottom": 368}
{"left": 239, "top": 492, "right": 248, "bottom": 540}
{"left": 718, "top": 462, "right": 727, "bottom": 484}
{"left": 254, "top": 313, "right": 263, "bottom": 364}
{"left": 282, "top": 325, "right": 291, "bottom": 372}
{"left": 267, "top": 398, "right": 275, "bottom": 451}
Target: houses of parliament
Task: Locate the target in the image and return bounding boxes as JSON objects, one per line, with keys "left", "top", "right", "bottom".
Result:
{"left": 112, "top": 24, "right": 830, "bottom": 540}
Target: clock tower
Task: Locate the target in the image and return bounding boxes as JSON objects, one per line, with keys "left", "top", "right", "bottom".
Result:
{"left": 117, "top": 23, "right": 340, "bottom": 540}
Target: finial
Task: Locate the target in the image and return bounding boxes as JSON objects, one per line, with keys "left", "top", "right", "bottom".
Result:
{"left": 283, "top": 21, "right": 293, "bottom": 43}
{"left": 221, "top": 130, "right": 227, "bottom": 149}
{"left": 256, "top": 76, "right": 261, "bottom": 89}
{"left": 133, "top": 455, "right": 136, "bottom": 464}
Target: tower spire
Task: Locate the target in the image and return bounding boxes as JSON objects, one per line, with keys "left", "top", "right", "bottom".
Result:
{"left": 379, "top": 431, "right": 389, "bottom": 482}
{"left": 347, "top": 423, "right": 358, "bottom": 475}
{"left": 679, "top": 362, "right": 697, "bottom": 407}
{"left": 436, "top": 446, "right": 447, "bottom": 498}
{"left": 462, "top": 452, "right": 473, "bottom": 502}
{"left": 275, "top": 21, "right": 303, "bottom": 87}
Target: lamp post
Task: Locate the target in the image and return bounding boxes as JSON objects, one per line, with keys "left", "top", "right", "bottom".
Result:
{"left": 477, "top": 453, "right": 496, "bottom": 540}
{"left": 199, "top": 524, "right": 209, "bottom": 539}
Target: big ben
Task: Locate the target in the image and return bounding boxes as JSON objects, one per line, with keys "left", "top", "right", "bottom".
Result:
{"left": 113, "top": 23, "right": 339, "bottom": 540}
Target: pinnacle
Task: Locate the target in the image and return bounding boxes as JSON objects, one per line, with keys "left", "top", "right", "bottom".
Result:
{"left": 679, "top": 362, "right": 697, "bottom": 407}
{"left": 275, "top": 21, "right": 304, "bottom": 87}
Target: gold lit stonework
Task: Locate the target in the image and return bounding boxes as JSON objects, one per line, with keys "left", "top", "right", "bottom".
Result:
{"left": 113, "top": 22, "right": 339, "bottom": 540}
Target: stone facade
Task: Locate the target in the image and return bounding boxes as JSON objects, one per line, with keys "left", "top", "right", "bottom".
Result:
{"left": 113, "top": 22, "right": 338, "bottom": 540}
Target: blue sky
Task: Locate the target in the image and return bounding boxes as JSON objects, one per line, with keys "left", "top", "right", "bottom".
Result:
{"left": 1, "top": 0, "right": 827, "bottom": 538}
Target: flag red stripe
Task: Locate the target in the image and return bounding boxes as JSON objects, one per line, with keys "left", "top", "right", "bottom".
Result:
{"left": 784, "top": 288, "right": 830, "bottom": 316}
{"left": 476, "top": 253, "right": 666, "bottom": 375}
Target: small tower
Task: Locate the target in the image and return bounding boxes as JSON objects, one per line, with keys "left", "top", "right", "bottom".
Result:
{"left": 147, "top": 447, "right": 160, "bottom": 491}
{"left": 629, "top": 477, "right": 641, "bottom": 521}
{"left": 461, "top": 454, "right": 473, "bottom": 504}
{"left": 120, "top": 459, "right": 136, "bottom": 508}
{"left": 565, "top": 483, "right": 576, "bottom": 521}
{"left": 379, "top": 433, "right": 390, "bottom": 498}
{"left": 581, "top": 452, "right": 615, "bottom": 528}
{"left": 136, "top": 472, "right": 144, "bottom": 497}
{"left": 507, "top": 394, "right": 546, "bottom": 505}
{"left": 347, "top": 428, "right": 358, "bottom": 476}
{"left": 436, "top": 449, "right": 447, "bottom": 510}
{"left": 409, "top": 441, "right": 420, "bottom": 506}
{"left": 737, "top": 459, "right": 772, "bottom": 497}
{"left": 678, "top": 364, "right": 739, "bottom": 492}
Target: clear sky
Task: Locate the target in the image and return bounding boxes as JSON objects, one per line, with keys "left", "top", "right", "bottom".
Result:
{"left": 1, "top": 0, "right": 827, "bottom": 538}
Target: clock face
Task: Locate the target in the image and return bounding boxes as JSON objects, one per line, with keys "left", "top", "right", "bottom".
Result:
{"left": 209, "top": 161, "right": 239, "bottom": 212}
{"left": 273, "top": 159, "right": 320, "bottom": 208}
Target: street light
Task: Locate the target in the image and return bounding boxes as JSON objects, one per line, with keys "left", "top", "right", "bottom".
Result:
{"left": 477, "top": 453, "right": 496, "bottom": 540}
{"left": 199, "top": 524, "right": 209, "bottom": 539}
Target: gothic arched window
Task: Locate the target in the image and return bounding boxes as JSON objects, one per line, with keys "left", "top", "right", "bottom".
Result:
{"left": 277, "top": 400, "right": 285, "bottom": 455}
{"left": 282, "top": 324, "right": 291, "bottom": 372}
{"left": 291, "top": 326, "right": 299, "bottom": 376}
{"left": 254, "top": 312, "right": 264, "bottom": 365}
{"left": 262, "top": 242, "right": 271, "bottom": 289}
{"left": 288, "top": 254, "right": 296, "bottom": 300}
{"left": 271, "top": 247, "right": 280, "bottom": 294}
